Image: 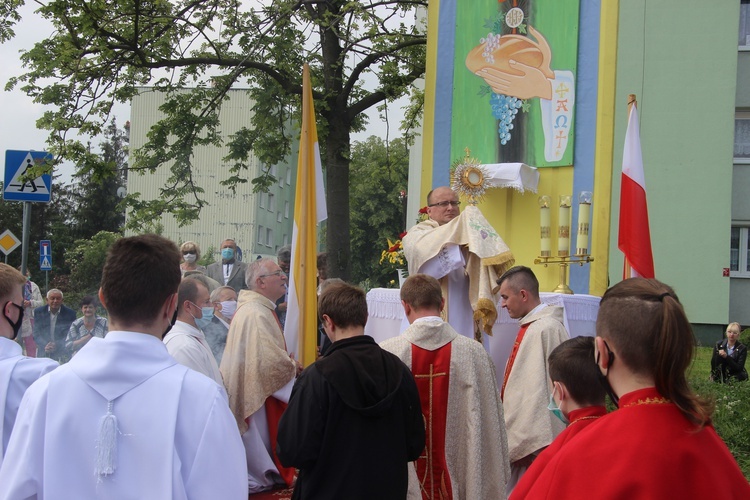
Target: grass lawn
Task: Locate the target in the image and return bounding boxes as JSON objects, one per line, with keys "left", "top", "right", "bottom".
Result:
{"left": 690, "top": 347, "right": 750, "bottom": 479}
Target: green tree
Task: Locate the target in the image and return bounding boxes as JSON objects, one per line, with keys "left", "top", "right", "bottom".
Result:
{"left": 64, "top": 231, "right": 120, "bottom": 306}
{"left": 350, "top": 136, "right": 409, "bottom": 287}
{"left": 6, "top": 0, "right": 427, "bottom": 280}
{"left": 70, "top": 118, "right": 127, "bottom": 240}
{"left": 0, "top": 178, "right": 78, "bottom": 288}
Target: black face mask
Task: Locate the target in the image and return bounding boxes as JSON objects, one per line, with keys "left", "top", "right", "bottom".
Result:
{"left": 4, "top": 302, "right": 24, "bottom": 340}
{"left": 596, "top": 340, "right": 619, "bottom": 408}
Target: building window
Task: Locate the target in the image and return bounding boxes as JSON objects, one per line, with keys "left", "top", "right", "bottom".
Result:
{"left": 277, "top": 211, "right": 282, "bottom": 223}
{"left": 283, "top": 234, "right": 288, "bottom": 246}
{"left": 741, "top": 0, "right": 750, "bottom": 47}
{"left": 258, "top": 225, "right": 265, "bottom": 244}
{"left": 730, "top": 226, "right": 750, "bottom": 277}
{"left": 284, "top": 201, "right": 290, "bottom": 218}
{"left": 266, "top": 228, "right": 274, "bottom": 247}
{"left": 259, "top": 192, "right": 266, "bottom": 208}
{"left": 286, "top": 168, "right": 292, "bottom": 185}
{"left": 279, "top": 169, "right": 285, "bottom": 188}
{"left": 735, "top": 113, "right": 750, "bottom": 160}
{"left": 268, "top": 193, "right": 275, "bottom": 212}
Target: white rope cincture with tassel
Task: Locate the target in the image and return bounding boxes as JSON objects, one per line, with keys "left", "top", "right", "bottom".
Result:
{"left": 95, "top": 400, "right": 118, "bottom": 478}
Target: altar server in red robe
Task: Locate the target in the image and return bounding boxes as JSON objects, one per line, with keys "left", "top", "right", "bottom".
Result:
{"left": 510, "top": 336, "right": 606, "bottom": 499}
{"left": 525, "top": 278, "right": 750, "bottom": 499}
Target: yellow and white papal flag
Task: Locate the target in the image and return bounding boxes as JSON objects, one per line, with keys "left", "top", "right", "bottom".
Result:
{"left": 284, "top": 63, "right": 328, "bottom": 367}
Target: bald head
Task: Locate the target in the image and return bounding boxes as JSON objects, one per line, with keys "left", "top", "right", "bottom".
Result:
{"left": 426, "top": 186, "right": 460, "bottom": 225}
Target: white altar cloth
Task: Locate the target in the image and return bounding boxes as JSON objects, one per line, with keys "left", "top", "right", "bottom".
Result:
{"left": 365, "top": 288, "right": 600, "bottom": 387}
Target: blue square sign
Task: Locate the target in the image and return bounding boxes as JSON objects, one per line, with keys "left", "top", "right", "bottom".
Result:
{"left": 3, "top": 150, "right": 53, "bottom": 203}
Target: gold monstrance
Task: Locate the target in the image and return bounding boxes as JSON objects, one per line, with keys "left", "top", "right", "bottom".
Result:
{"left": 451, "top": 148, "right": 491, "bottom": 205}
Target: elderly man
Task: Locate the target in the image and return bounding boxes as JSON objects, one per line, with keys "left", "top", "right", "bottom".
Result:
{"left": 202, "top": 286, "right": 237, "bottom": 365}
{"left": 32, "top": 289, "right": 76, "bottom": 362}
{"left": 163, "top": 277, "right": 223, "bottom": 386}
{"left": 0, "top": 234, "right": 246, "bottom": 499}
{"left": 381, "top": 274, "right": 510, "bottom": 499}
{"left": 206, "top": 238, "right": 248, "bottom": 294}
{"left": 220, "top": 258, "right": 299, "bottom": 493}
{"left": 402, "top": 187, "right": 514, "bottom": 345}
{"left": 496, "top": 266, "right": 569, "bottom": 492}
{"left": 0, "top": 264, "right": 57, "bottom": 469}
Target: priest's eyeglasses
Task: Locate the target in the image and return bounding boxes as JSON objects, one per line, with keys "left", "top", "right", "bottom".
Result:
{"left": 428, "top": 200, "right": 461, "bottom": 208}
{"left": 259, "top": 270, "right": 287, "bottom": 278}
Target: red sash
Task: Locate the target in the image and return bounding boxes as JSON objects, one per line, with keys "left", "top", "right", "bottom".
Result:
{"left": 501, "top": 323, "right": 530, "bottom": 401}
{"left": 265, "top": 397, "right": 296, "bottom": 487}
{"left": 411, "top": 343, "right": 453, "bottom": 500}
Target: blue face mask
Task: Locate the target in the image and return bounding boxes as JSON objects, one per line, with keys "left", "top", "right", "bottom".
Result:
{"left": 190, "top": 302, "right": 215, "bottom": 329}
{"left": 548, "top": 390, "right": 569, "bottom": 425}
{"left": 221, "top": 248, "right": 235, "bottom": 260}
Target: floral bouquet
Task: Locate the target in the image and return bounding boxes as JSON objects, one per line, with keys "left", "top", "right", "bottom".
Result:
{"left": 380, "top": 232, "right": 407, "bottom": 266}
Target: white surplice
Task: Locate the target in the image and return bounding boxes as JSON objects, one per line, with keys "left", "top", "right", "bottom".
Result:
{"left": 164, "top": 320, "right": 224, "bottom": 386}
{"left": 0, "top": 337, "right": 57, "bottom": 469}
{"left": 0, "top": 331, "right": 247, "bottom": 500}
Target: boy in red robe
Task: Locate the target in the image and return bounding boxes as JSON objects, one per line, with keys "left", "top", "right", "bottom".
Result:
{"left": 510, "top": 336, "right": 606, "bottom": 499}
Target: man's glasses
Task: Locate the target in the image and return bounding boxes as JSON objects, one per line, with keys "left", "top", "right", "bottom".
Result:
{"left": 259, "top": 270, "right": 287, "bottom": 278}
{"left": 428, "top": 200, "right": 461, "bottom": 208}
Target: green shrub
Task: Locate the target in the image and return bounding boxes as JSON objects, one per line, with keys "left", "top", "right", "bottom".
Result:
{"left": 740, "top": 328, "right": 750, "bottom": 347}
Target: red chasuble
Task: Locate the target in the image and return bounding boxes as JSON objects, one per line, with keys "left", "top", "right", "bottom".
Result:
{"left": 525, "top": 388, "right": 750, "bottom": 499}
{"left": 501, "top": 324, "right": 530, "bottom": 400}
{"left": 510, "top": 405, "right": 607, "bottom": 499}
{"left": 411, "top": 343, "right": 453, "bottom": 500}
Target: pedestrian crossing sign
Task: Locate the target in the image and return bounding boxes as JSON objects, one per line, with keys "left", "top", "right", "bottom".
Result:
{"left": 3, "top": 150, "right": 53, "bottom": 202}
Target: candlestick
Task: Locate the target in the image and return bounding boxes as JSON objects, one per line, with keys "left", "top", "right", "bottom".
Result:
{"left": 539, "top": 195, "right": 551, "bottom": 257}
{"left": 558, "top": 195, "right": 571, "bottom": 257}
{"left": 576, "top": 191, "right": 592, "bottom": 255}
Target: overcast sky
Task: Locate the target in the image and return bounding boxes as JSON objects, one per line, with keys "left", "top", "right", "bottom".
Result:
{"left": 0, "top": 4, "right": 408, "bottom": 186}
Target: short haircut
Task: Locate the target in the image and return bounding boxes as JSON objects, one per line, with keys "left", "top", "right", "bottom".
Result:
{"left": 548, "top": 336, "right": 605, "bottom": 407}
{"left": 180, "top": 241, "right": 201, "bottom": 260}
{"left": 183, "top": 272, "right": 214, "bottom": 293}
{"left": 316, "top": 252, "right": 327, "bottom": 270}
{"left": 246, "top": 258, "right": 274, "bottom": 290}
{"left": 210, "top": 286, "right": 236, "bottom": 303}
{"left": 100, "top": 234, "right": 181, "bottom": 324}
{"left": 496, "top": 266, "right": 540, "bottom": 298}
{"left": 319, "top": 278, "right": 345, "bottom": 294}
{"left": 277, "top": 245, "right": 291, "bottom": 263}
{"left": 0, "top": 263, "right": 26, "bottom": 302}
{"left": 318, "top": 282, "right": 368, "bottom": 329}
{"left": 47, "top": 288, "right": 64, "bottom": 299}
{"left": 80, "top": 295, "right": 96, "bottom": 307}
{"left": 178, "top": 277, "right": 207, "bottom": 313}
{"left": 400, "top": 274, "right": 443, "bottom": 311}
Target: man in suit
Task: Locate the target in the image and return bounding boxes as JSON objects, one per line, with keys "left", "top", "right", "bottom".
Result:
{"left": 32, "top": 288, "right": 77, "bottom": 362}
{"left": 206, "top": 239, "right": 248, "bottom": 294}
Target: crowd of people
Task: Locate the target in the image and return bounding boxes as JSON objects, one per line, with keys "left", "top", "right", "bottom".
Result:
{"left": 0, "top": 186, "right": 748, "bottom": 499}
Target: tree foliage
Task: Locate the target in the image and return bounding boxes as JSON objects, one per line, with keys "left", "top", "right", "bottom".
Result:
{"left": 64, "top": 230, "right": 120, "bottom": 307}
{"left": 6, "top": 0, "right": 427, "bottom": 279}
{"left": 350, "top": 135, "right": 409, "bottom": 287}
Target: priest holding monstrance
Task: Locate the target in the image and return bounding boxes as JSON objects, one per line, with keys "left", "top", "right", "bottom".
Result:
{"left": 402, "top": 157, "right": 523, "bottom": 346}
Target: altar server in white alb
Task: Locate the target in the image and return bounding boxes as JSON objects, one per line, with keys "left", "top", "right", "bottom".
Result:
{"left": 0, "top": 234, "right": 247, "bottom": 499}
{"left": 381, "top": 274, "right": 510, "bottom": 499}
{"left": 0, "top": 264, "right": 58, "bottom": 470}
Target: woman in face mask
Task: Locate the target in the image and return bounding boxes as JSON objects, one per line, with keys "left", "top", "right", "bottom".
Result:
{"left": 523, "top": 278, "right": 750, "bottom": 499}
{"left": 180, "top": 241, "right": 206, "bottom": 275}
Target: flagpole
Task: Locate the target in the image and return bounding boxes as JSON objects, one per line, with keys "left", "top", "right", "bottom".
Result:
{"left": 623, "top": 94, "right": 637, "bottom": 280}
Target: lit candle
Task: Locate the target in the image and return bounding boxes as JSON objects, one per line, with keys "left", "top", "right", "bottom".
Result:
{"left": 558, "top": 195, "right": 571, "bottom": 257}
{"left": 576, "top": 191, "right": 593, "bottom": 255}
{"left": 539, "top": 196, "right": 551, "bottom": 257}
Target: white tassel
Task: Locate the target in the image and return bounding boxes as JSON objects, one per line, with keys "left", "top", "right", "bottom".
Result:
{"left": 95, "top": 400, "right": 118, "bottom": 477}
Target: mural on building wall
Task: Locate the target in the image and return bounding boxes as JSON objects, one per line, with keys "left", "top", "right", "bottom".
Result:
{"left": 449, "top": 0, "right": 579, "bottom": 168}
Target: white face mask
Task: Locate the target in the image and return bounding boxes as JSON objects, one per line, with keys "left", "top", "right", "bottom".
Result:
{"left": 183, "top": 253, "right": 197, "bottom": 264}
{"left": 220, "top": 300, "right": 237, "bottom": 319}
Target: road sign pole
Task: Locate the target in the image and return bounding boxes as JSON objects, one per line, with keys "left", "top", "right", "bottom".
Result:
{"left": 21, "top": 202, "right": 31, "bottom": 276}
